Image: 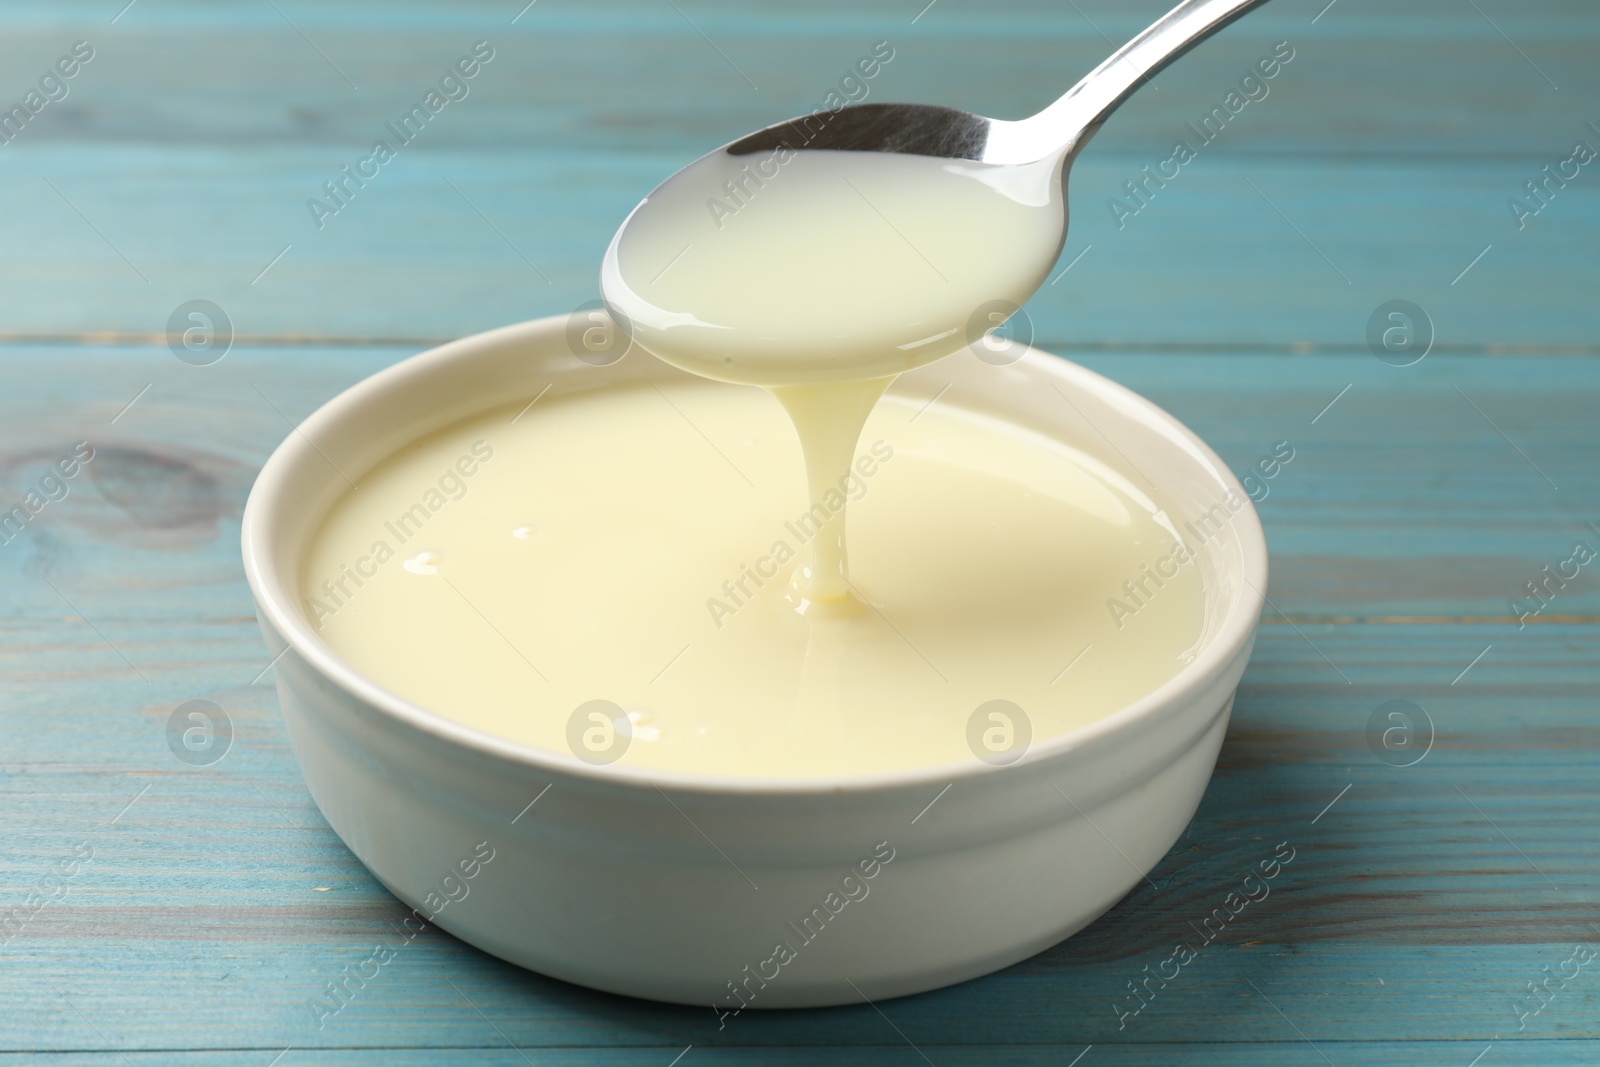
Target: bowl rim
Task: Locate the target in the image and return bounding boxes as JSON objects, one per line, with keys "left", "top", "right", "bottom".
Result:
{"left": 242, "top": 315, "right": 1267, "bottom": 798}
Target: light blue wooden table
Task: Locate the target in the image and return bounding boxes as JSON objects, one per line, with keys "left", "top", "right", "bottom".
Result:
{"left": 3, "top": 1, "right": 1598, "bottom": 1063}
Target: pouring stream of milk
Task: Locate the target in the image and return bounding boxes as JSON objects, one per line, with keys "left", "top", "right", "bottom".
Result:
{"left": 602, "top": 148, "right": 1067, "bottom": 601}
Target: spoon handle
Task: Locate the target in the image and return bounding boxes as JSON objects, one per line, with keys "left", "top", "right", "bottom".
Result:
{"left": 1032, "top": 0, "right": 1277, "bottom": 156}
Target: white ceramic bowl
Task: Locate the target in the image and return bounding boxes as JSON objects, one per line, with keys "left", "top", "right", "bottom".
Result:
{"left": 241, "top": 314, "right": 1266, "bottom": 1009}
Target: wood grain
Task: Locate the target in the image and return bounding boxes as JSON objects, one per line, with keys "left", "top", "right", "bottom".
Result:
{"left": 2, "top": 0, "right": 1598, "bottom": 1063}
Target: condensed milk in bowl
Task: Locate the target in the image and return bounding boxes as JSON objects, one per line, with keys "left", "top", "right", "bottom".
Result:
{"left": 243, "top": 0, "right": 1273, "bottom": 1008}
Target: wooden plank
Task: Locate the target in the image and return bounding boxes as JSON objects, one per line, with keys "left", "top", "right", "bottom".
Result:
{"left": 0, "top": 3, "right": 1595, "bottom": 344}
{"left": 2, "top": 348, "right": 1596, "bottom": 629}
{"left": 0, "top": 1045, "right": 1591, "bottom": 1067}
{"left": 5, "top": 636, "right": 1600, "bottom": 1054}
{"left": 1, "top": 0, "right": 1594, "bottom": 158}
{"left": 1, "top": 151, "right": 1596, "bottom": 349}
{"left": 4, "top": 354, "right": 1599, "bottom": 1054}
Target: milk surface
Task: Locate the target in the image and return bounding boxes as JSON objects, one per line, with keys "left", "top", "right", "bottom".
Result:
{"left": 303, "top": 382, "right": 1205, "bottom": 778}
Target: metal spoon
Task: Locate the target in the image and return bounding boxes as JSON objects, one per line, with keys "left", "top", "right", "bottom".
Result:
{"left": 722, "top": 0, "right": 1275, "bottom": 166}
{"left": 599, "top": 0, "right": 1277, "bottom": 389}
{"left": 595, "top": 0, "right": 1276, "bottom": 603}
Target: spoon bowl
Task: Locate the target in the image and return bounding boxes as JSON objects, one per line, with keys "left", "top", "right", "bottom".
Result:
{"left": 601, "top": 0, "right": 1274, "bottom": 387}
